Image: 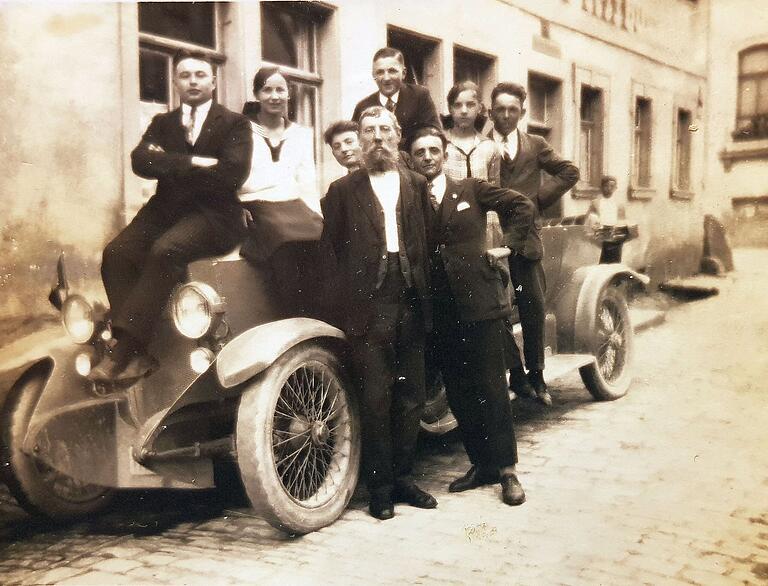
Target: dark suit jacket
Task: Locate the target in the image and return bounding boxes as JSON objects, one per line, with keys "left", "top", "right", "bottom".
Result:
{"left": 431, "top": 177, "right": 534, "bottom": 322}
{"left": 131, "top": 102, "right": 253, "bottom": 234}
{"left": 352, "top": 83, "right": 441, "bottom": 147}
{"left": 321, "top": 167, "right": 433, "bottom": 336}
{"left": 493, "top": 130, "right": 579, "bottom": 260}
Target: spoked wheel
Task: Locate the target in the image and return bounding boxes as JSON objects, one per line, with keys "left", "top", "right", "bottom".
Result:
{"left": 0, "top": 372, "right": 114, "bottom": 520}
{"left": 236, "top": 343, "right": 360, "bottom": 534}
{"left": 580, "top": 285, "right": 634, "bottom": 400}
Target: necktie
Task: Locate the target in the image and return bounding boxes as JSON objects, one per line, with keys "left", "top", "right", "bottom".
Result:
{"left": 427, "top": 182, "right": 440, "bottom": 211}
{"left": 501, "top": 134, "right": 513, "bottom": 164}
{"left": 186, "top": 105, "right": 197, "bottom": 144}
{"left": 385, "top": 97, "right": 396, "bottom": 113}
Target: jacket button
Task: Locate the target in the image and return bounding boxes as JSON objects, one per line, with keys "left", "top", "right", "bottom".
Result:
{"left": 382, "top": 254, "right": 387, "bottom": 259}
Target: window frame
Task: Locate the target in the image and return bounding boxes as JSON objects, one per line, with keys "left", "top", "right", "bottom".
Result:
{"left": 628, "top": 81, "right": 656, "bottom": 200}
{"left": 452, "top": 45, "right": 496, "bottom": 106}
{"left": 734, "top": 44, "right": 768, "bottom": 142}
{"left": 576, "top": 84, "right": 605, "bottom": 196}
{"left": 259, "top": 1, "right": 329, "bottom": 166}
{"left": 138, "top": 4, "right": 227, "bottom": 110}
{"left": 671, "top": 106, "right": 694, "bottom": 200}
{"left": 573, "top": 66, "right": 609, "bottom": 199}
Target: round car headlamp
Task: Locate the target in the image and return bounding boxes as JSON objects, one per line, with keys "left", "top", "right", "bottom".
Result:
{"left": 61, "top": 295, "right": 95, "bottom": 344}
{"left": 172, "top": 282, "right": 223, "bottom": 339}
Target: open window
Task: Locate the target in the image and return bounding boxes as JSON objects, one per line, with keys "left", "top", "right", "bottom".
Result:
{"left": 453, "top": 46, "right": 495, "bottom": 105}
{"left": 386, "top": 26, "right": 441, "bottom": 106}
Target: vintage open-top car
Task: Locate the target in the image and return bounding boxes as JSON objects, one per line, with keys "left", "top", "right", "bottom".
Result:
{"left": 1, "top": 217, "right": 646, "bottom": 534}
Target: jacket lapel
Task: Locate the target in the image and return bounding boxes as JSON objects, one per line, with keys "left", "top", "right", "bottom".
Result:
{"left": 513, "top": 130, "right": 532, "bottom": 170}
{"left": 440, "top": 177, "right": 463, "bottom": 227}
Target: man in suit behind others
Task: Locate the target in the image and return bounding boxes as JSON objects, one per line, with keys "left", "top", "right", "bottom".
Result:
{"left": 321, "top": 106, "right": 437, "bottom": 521}
{"left": 489, "top": 82, "right": 580, "bottom": 406}
{"left": 89, "top": 50, "right": 252, "bottom": 381}
{"left": 352, "top": 47, "right": 441, "bottom": 150}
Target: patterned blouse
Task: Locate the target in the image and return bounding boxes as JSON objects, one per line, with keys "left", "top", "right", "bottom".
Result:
{"left": 443, "top": 131, "right": 504, "bottom": 247}
{"left": 444, "top": 131, "right": 501, "bottom": 186}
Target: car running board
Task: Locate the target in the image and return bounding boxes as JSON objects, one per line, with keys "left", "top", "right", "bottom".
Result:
{"left": 542, "top": 353, "right": 595, "bottom": 383}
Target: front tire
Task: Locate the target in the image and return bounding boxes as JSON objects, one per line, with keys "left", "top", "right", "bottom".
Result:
{"left": 580, "top": 285, "right": 634, "bottom": 400}
{"left": 235, "top": 343, "right": 360, "bottom": 534}
{"left": 0, "top": 371, "right": 114, "bottom": 520}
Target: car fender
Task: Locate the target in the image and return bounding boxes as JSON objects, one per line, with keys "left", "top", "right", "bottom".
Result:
{"left": 216, "top": 317, "right": 347, "bottom": 389}
{"left": 554, "top": 264, "right": 649, "bottom": 353}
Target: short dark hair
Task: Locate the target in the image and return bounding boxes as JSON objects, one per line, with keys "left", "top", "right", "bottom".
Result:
{"left": 490, "top": 82, "right": 527, "bottom": 107}
{"left": 372, "top": 47, "right": 405, "bottom": 66}
{"left": 601, "top": 175, "right": 617, "bottom": 187}
{"left": 324, "top": 120, "right": 359, "bottom": 145}
{"left": 407, "top": 124, "right": 447, "bottom": 153}
{"left": 358, "top": 105, "right": 402, "bottom": 134}
{"left": 252, "top": 65, "right": 285, "bottom": 96}
{"left": 172, "top": 50, "right": 215, "bottom": 72}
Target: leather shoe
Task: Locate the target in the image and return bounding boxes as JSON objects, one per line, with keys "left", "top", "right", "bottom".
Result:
{"left": 368, "top": 493, "right": 394, "bottom": 520}
{"left": 510, "top": 368, "right": 537, "bottom": 400}
{"left": 528, "top": 370, "right": 552, "bottom": 407}
{"left": 448, "top": 466, "right": 499, "bottom": 493}
{"left": 393, "top": 482, "right": 437, "bottom": 509}
{"left": 500, "top": 473, "right": 526, "bottom": 506}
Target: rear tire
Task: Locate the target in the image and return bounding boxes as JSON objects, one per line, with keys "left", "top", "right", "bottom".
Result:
{"left": 0, "top": 372, "right": 114, "bottom": 520}
{"left": 580, "top": 285, "right": 634, "bottom": 400}
{"left": 419, "top": 371, "right": 458, "bottom": 436}
{"left": 236, "top": 343, "right": 360, "bottom": 534}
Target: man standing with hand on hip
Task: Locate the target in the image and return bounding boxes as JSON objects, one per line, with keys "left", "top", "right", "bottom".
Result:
{"left": 489, "top": 82, "right": 580, "bottom": 406}
{"left": 410, "top": 125, "right": 534, "bottom": 506}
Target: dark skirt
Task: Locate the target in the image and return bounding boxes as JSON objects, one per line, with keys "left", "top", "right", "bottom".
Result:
{"left": 239, "top": 198, "right": 323, "bottom": 263}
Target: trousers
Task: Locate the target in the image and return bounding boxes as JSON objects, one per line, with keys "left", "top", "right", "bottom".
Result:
{"left": 348, "top": 254, "right": 425, "bottom": 492}
{"left": 506, "top": 254, "right": 547, "bottom": 372}
{"left": 101, "top": 203, "right": 240, "bottom": 347}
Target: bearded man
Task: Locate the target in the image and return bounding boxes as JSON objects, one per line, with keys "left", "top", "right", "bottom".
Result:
{"left": 321, "top": 106, "right": 435, "bottom": 521}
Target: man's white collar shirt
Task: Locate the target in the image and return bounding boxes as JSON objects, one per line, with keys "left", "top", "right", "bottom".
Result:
{"left": 379, "top": 91, "right": 400, "bottom": 107}
{"left": 368, "top": 170, "right": 401, "bottom": 252}
{"left": 429, "top": 173, "right": 447, "bottom": 205}
{"left": 182, "top": 100, "right": 212, "bottom": 145}
{"left": 493, "top": 127, "right": 519, "bottom": 161}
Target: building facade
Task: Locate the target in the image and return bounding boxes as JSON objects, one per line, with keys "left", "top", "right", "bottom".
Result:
{"left": 705, "top": 0, "right": 768, "bottom": 246}
{"left": 0, "top": 0, "right": 730, "bottom": 324}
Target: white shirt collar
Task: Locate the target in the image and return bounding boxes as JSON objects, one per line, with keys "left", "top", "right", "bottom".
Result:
{"left": 379, "top": 91, "right": 400, "bottom": 106}
{"left": 182, "top": 99, "right": 212, "bottom": 118}
{"left": 492, "top": 127, "right": 518, "bottom": 144}
{"left": 429, "top": 173, "right": 447, "bottom": 204}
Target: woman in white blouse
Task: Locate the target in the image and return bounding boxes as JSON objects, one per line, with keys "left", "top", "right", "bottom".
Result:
{"left": 239, "top": 66, "right": 322, "bottom": 263}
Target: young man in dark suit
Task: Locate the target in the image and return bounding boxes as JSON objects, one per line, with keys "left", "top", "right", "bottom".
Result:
{"left": 89, "top": 50, "right": 252, "bottom": 381}
{"left": 352, "top": 47, "right": 441, "bottom": 149}
{"left": 409, "top": 125, "right": 534, "bottom": 506}
{"left": 489, "top": 82, "right": 580, "bottom": 406}
{"left": 321, "top": 106, "right": 436, "bottom": 521}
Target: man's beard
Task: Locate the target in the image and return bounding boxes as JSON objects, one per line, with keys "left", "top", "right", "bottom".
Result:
{"left": 363, "top": 145, "right": 398, "bottom": 173}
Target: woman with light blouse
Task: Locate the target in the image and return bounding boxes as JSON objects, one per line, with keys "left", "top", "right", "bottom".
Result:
{"left": 239, "top": 66, "right": 322, "bottom": 263}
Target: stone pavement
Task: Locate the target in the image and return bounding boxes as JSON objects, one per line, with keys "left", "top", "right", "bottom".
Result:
{"left": 1, "top": 249, "right": 767, "bottom": 585}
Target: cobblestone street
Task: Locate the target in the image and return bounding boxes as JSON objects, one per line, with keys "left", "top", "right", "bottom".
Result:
{"left": 1, "top": 249, "right": 767, "bottom": 585}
